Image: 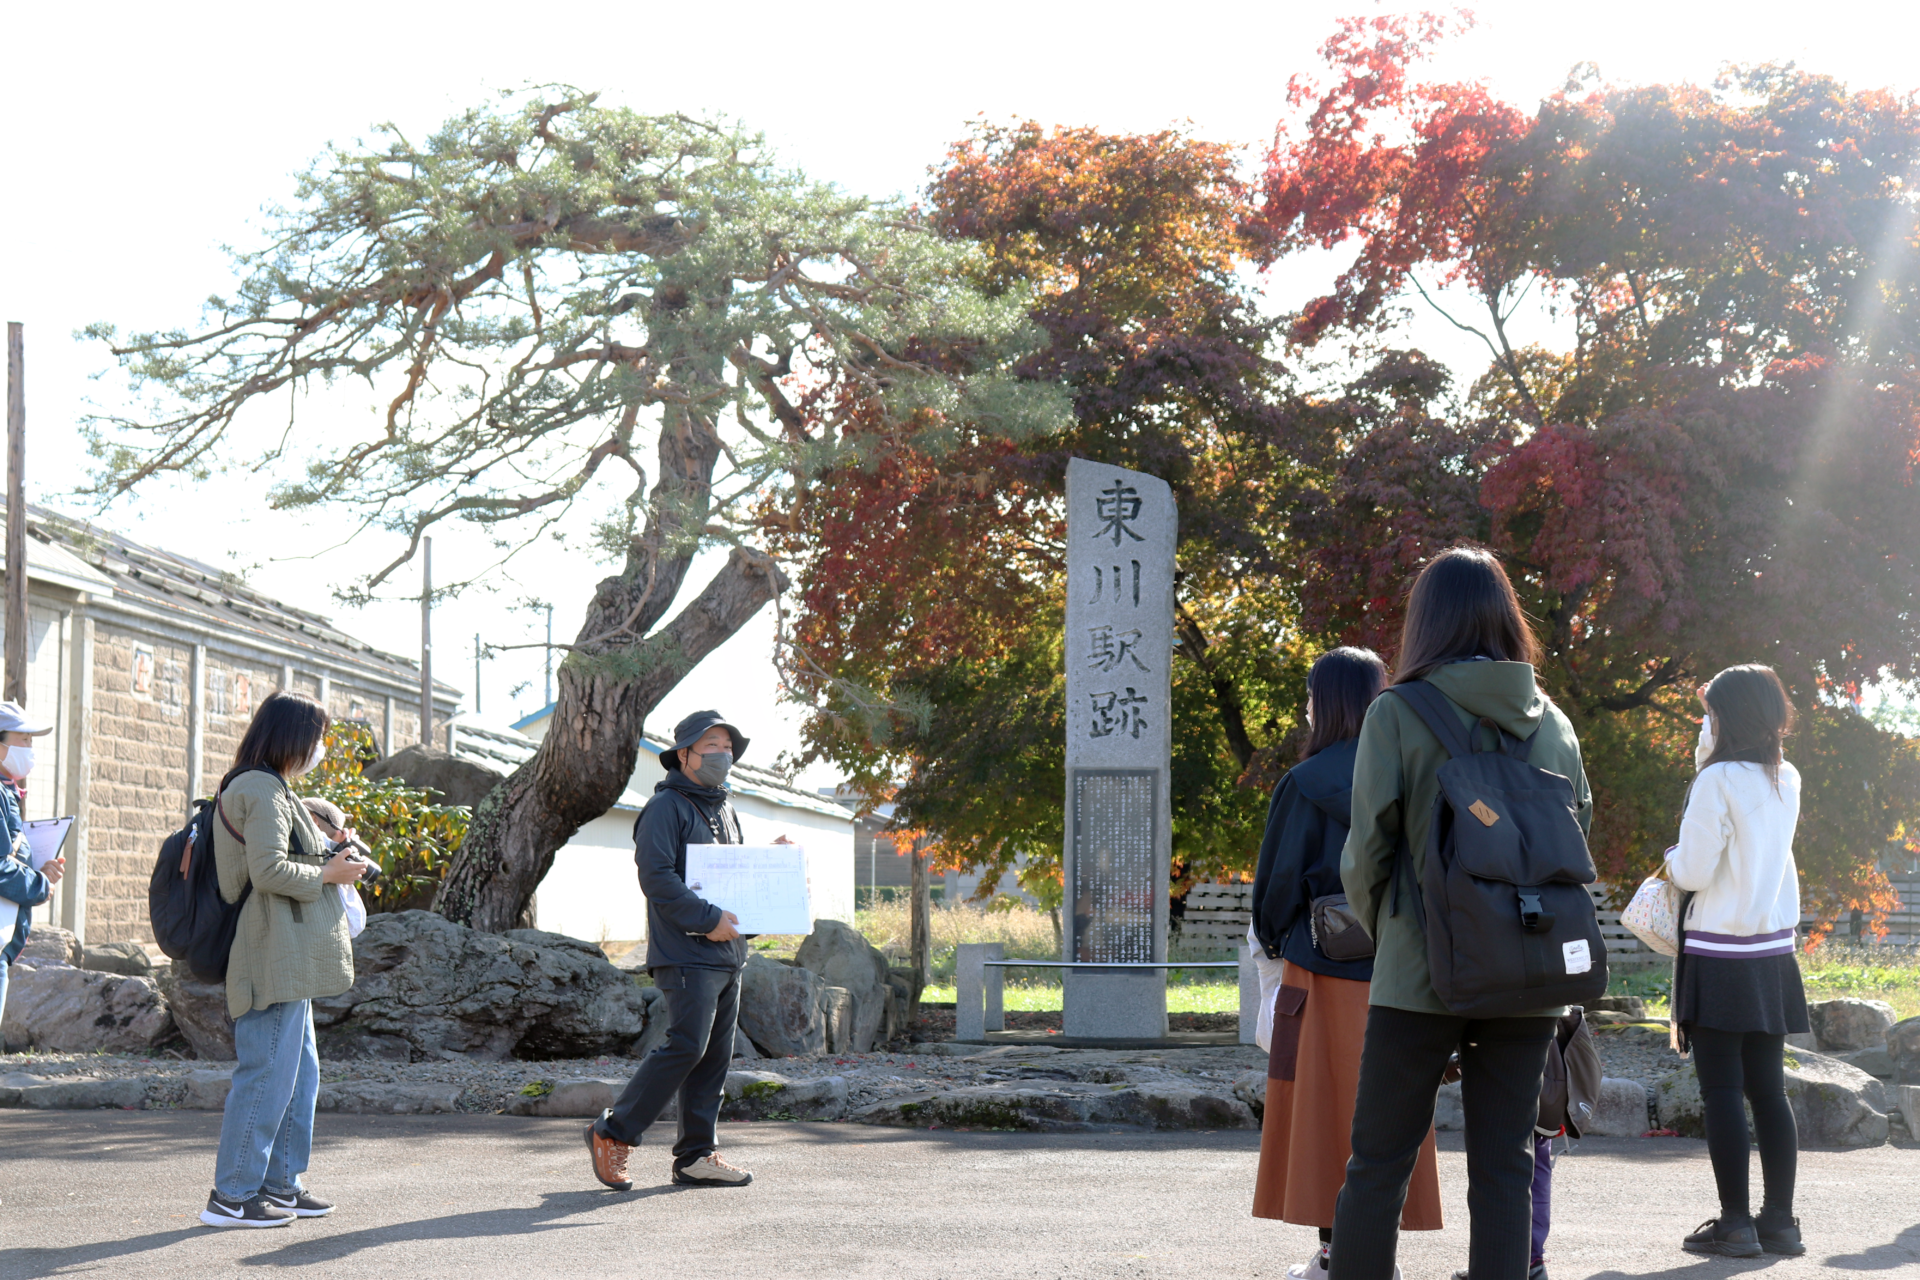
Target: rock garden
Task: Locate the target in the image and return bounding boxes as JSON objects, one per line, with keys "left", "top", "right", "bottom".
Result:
{"left": 5, "top": 915, "right": 1919, "bottom": 1144}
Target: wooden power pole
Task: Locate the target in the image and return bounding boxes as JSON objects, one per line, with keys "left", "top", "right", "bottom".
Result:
{"left": 5, "top": 323, "right": 26, "bottom": 706}
{"left": 419, "top": 535, "right": 433, "bottom": 745}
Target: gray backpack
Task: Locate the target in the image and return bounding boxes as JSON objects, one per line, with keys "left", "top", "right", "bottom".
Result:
{"left": 1390, "top": 682, "right": 1609, "bottom": 1017}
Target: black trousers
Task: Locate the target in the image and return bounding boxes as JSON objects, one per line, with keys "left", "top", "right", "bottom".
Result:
{"left": 597, "top": 965, "right": 740, "bottom": 1165}
{"left": 1330, "top": 1005, "right": 1556, "bottom": 1280}
{"left": 1687, "top": 1026, "right": 1796, "bottom": 1221}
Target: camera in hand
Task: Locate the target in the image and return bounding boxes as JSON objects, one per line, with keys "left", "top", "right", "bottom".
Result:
{"left": 330, "top": 837, "right": 383, "bottom": 884}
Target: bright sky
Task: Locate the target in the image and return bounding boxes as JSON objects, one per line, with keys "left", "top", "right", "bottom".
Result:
{"left": 2, "top": 0, "right": 1913, "bottom": 787}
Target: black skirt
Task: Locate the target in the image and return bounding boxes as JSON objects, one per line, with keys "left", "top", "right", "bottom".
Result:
{"left": 1673, "top": 952, "right": 1810, "bottom": 1035}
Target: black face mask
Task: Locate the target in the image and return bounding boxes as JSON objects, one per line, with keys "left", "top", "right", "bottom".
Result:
{"left": 691, "top": 750, "right": 734, "bottom": 789}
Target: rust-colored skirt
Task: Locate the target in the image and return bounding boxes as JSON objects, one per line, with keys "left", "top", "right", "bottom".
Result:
{"left": 1252, "top": 962, "right": 1443, "bottom": 1229}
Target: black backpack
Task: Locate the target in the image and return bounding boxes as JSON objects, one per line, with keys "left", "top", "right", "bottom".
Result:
{"left": 1389, "top": 682, "right": 1608, "bottom": 1017}
{"left": 147, "top": 766, "right": 285, "bottom": 983}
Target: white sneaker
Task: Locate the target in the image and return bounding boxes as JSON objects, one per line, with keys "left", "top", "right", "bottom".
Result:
{"left": 671, "top": 1152, "right": 753, "bottom": 1187}
{"left": 1287, "top": 1245, "right": 1329, "bottom": 1279}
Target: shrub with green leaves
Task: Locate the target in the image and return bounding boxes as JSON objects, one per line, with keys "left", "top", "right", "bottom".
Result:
{"left": 303, "top": 722, "right": 470, "bottom": 913}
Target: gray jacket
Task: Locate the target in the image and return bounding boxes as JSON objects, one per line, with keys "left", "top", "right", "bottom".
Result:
{"left": 633, "top": 772, "right": 748, "bottom": 972}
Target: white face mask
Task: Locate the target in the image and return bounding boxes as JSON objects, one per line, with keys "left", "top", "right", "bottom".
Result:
{"left": 3, "top": 745, "right": 33, "bottom": 779}
{"left": 300, "top": 740, "right": 326, "bottom": 776}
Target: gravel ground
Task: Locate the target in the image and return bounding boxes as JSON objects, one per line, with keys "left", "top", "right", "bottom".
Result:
{"left": 0, "top": 1013, "right": 1689, "bottom": 1118}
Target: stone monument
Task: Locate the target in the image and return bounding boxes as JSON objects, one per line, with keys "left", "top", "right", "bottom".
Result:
{"left": 1062, "top": 458, "right": 1174, "bottom": 1039}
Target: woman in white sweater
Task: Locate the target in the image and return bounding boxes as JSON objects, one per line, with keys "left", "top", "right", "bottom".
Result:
{"left": 1663, "top": 664, "right": 1808, "bottom": 1261}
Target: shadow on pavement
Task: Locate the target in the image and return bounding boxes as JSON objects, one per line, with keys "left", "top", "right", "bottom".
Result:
{"left": 232, "top": 1188, "right": 679, "bottom": 1267}
{"left": 7, "top": 1228, "right": 207, "bottom": 1279}
{"left": 1821, "top": 1224, "right": 1920, "bottom": 1271}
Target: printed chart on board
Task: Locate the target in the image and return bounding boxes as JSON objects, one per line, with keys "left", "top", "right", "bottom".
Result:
{"left": 684, "top": 845, "right": 812, "bottom": 935}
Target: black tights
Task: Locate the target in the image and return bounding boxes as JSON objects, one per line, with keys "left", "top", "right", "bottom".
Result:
{"left": 1687, "top": 1026, "right": 1796, "bottom": 1223}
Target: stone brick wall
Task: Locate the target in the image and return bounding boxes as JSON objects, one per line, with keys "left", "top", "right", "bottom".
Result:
{"left": 201, "top": 654, "right": 284, "bottom": 782}
{"left": 86, "top": 626, "right": 194, "bottom": 943}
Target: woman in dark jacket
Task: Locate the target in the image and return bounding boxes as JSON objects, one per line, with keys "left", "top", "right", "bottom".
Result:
{"left": 1252, "top": 648, "right": 1441, "bottom": 1279}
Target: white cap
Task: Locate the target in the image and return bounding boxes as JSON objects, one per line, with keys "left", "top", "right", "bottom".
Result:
{"left": 0, "top": 701, "right": 53, "bottom": 736}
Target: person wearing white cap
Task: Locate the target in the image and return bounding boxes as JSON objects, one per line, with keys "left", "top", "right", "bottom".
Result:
{"left": 0, "top": 700, "right": 63, "bottom": 1028}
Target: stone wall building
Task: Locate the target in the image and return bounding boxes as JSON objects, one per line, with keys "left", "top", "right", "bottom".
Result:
{"left": 6, "top": 503, "right": 458, "bottom": 945}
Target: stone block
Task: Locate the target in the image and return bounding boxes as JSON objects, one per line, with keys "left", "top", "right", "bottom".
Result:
{"left": 1062, "top": 969, "right": 1167, "bottom": 1040}
{"left": 183, "top": 1070, "right": 234, "bottom": 1110}
{"left": 157, "top": 962, "right": 235, "bottom": 1060}
{"left": 505, "top": 1078, "right": 622, "bottom": 1118}
{"left": 1, "top": 965, "right": 173, "bottom": 1053}
{"left": 1232, "top": 1068, "right": 1266, "bottom": 1118}
{"left": 19, "top": 1078, "right": 151, "bottom": 1110}
{"left": 737, "top": 954, "right": 828, "bottom": 1057}
{"left": 1581, "top": 1077, "right": 1650, "bottom": 1137}
{"left": 722, "top": 1070, "right": 849, "bottom": 1120}
{"left": 81, "top": 941, "right": 156, "bottom": 977}
{"left": 1808, "top": 998, "right": 1896, "bottom": 1052}
{"left": 1656, "top": 1048, "right": 1889, "bottom": 1148}
{"left": 1585, "top": 995, "right": 1648, "bottom": 1019}
{"left": 954, "top": 942, "right": 1004, "bottom": 1042}
{"left": 1889, "top": 1016, "right": 1920, "bottom": 1083}
{"left": 1836, "top": 1045, "right": 1894, "bottom": 1079}
{"left": 1894, "top": 1083, "right": 1920, "bottom": 1126}
{"left": 796, "top": 919, "right": 894, "bottom": 1053}
{"left": 0, "top": 1072, "right": 49, "bottom": 1106}
{"left": 316, "top": 1082, "right": 463, "bottom": 1114}
{"left": 17, "top": 927, "right": 80, "bottom": 967}
{"left": 821, "top": 986, "right": 853, "bottom": 1055}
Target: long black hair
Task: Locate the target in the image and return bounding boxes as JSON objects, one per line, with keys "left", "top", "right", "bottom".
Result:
{"left": 1702, "top": 664, "right": 1794, "bottom": 790}
{"left": 1393, "top": 546, "right": 1542, "bottom": 684}
{"left": 231, "top": 691, "right": 330, "bottom": 779}
{"left": 1303, "top": 647, "right": 1389, "bottom": 757}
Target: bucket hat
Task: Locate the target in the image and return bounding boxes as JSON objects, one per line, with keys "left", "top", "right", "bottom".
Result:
{"left": 0, "top": 701, "right": 53, "bottom": 737}
{"left": 658, "top": 710, "right": 748, "bottom": 770}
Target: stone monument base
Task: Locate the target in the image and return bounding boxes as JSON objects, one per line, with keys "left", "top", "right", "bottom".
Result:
{"left": 1063, "top": 968, "right": 1168, "bottom": 1040}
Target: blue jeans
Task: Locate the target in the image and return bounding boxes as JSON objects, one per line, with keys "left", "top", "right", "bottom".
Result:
{"left": 215, "top": 999, "right": 319, "bottom": 1200}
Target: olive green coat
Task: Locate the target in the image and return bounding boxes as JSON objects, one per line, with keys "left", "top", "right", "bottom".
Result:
{"left": 1340, "top": 661, "right": 1593, "bottom": 1017}
{"left": 212, "top": 769, "right": 353, "bottom": 1019}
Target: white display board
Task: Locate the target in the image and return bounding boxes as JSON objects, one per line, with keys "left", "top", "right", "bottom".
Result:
{"left": 685, "top": 845, "right": 813, "bottom": 935}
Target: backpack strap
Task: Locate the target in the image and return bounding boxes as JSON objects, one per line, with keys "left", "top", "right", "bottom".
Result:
{"left": 1386, "top": 682, "right": 1476, "bottom": 759}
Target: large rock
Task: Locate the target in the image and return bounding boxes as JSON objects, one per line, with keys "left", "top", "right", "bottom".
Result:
{"left": 737, "top": 955, "right": 828, "bottom": 1057}
{"left": 795, "top": 919, "right": 891, "bottom": 1053}
{"left": 0, "top": 963, "right": 173, "bottom": 1053}
{"left": 157, "top": 961, "right": 235, "bottom": 1060}
{"left": 82, "top": 941, "right": 156, "bottom": 977}
{"left": 1808, "top": 998, "right": 1896, "bottom": 1052}
{"left": 1836, "top": 1045, "right": 1894, "bottom": 1079}
{"left": 1232, "top": 1069, "right": 1267, "bottom": 1119}
{"left": 1586, "top": 995, "right": 1648, "bottom": 1019}
{"left": 1655, "top": 1048, "right": 1890, "bottom": 1148}
{"left": 721, "top": 1070, "right": 850, "bottom": 1120}
{"left": 16, "top": 925, "right": 80, "bottom": 967}
{"left": 854, "top": 1082, "right": 1255, "bottom": 1132}
{"left": 1582, "top": 1078, "right": 1651, "bottom": 1137}
{"left": 1889, "top": 1015, "right": 1920, "bottom": 1083}
{"left": 311, "top": 910, "right": 656, "bottom": 1061}
{"left": 362, "top": 744, "right": 505, "bottom": 809}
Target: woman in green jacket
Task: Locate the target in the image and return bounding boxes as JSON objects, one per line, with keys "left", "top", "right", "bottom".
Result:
{"left": 1329, "top": 548, "right": 1592, "bottom": 1280}
{"left": 202, "top": 692, "right": 369, "bottom": 1229}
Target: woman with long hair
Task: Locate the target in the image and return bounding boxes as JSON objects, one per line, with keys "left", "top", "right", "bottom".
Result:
{"left": 1252, "top": 647, "right": 1441, "bottom": 1279}
{"left": 201, "top": 691, "right": 368, "bottom": 1228}
{"left": 1666, "top": 665, "right": 1807, "bottom": 1259}
{"left": 1330, "top": 547, "right": 1592, "bottom": 1280}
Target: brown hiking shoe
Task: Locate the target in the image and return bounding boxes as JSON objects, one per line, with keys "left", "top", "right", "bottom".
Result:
{"left": 673, "top": 1152, "right": 753, "bottom": 1187}
{"left": 585, "top": 1112, "right": 632, "bottom": 1191}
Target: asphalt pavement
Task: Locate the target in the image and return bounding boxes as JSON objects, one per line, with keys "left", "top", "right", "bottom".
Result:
{"left": 2, "top": 1112, "right": 1915, "bottom": 1278}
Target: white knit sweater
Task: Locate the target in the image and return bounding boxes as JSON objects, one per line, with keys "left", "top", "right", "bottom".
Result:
{"left": 1663, "top": 718, "right": 1801, "bottom": 957}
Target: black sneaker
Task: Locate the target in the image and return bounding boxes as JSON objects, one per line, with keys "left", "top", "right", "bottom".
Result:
{"left": 1756, "top": 1214, "right": 1806, "bottom": 1256}
{"left": 199, "top": 1189, "right": 295, "bottom": 1229}
{"left": 261, "top": 1188, "right": 335, "bottom": 1218}
{"left": 1683, "top": 1218, "right": 1762, "bottom": 1257}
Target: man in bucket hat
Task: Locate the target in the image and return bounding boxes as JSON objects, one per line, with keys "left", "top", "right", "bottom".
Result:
{"left": 0, "top": 701, "right": 63, "bottom": 1029}
{"left": 586, "top": 710, "right": 760, "bottom": 1191}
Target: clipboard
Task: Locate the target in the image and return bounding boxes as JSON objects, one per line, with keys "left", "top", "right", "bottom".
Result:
{"left": 24, "top": 817, "right": 75, "bottom": 870}
{"left": 684, "top": 845, "right": 812, "bottom": 935}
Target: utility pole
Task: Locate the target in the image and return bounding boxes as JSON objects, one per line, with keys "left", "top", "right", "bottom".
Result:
{"left": 5, "top": 323, "right": 26, "bottom": 706}
{"left": 543, "top": 604, "right": 554, "bottom": 706}
{"left": 419, "top": 536, "right": 432, "bottom": 746}
{"left": 473, "top": 633, "right": 483, "bottom": 715}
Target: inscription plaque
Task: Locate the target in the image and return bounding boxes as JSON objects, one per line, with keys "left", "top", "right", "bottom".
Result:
{"left": 1070, "top": 769, "right": 1156, "bottom": 964}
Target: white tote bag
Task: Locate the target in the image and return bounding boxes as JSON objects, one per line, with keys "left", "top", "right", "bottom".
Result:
{"left": 1248, "top": 923, "right": 1286, "bottom": 1052}
{"left": 1620, "top": 872, "right": 1682, "bottom": 958}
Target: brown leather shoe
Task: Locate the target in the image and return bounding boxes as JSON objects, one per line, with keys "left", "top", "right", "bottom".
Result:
{"left": 585, "top": 1112, "right": 633, "bottom": 1191}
